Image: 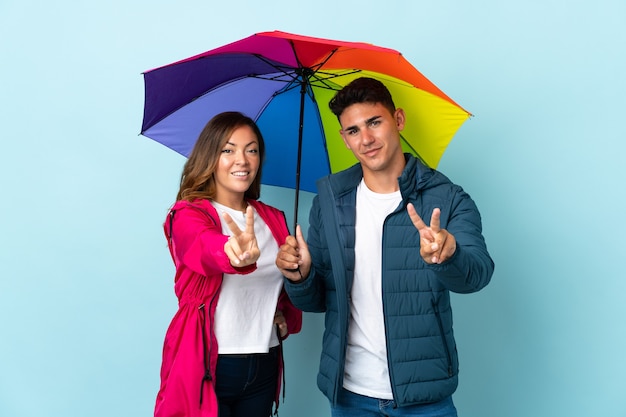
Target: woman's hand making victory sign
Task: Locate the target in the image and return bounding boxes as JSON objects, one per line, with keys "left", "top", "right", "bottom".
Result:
{"left": 407, "top": 203, "right": 457, "bottom": 265}
{"left": 222, "top": 206, "right": 260, "bottom": 267}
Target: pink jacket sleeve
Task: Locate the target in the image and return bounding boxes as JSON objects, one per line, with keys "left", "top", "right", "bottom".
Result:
{"left": 166, "top": 202, "right": 256, "bottom": 277}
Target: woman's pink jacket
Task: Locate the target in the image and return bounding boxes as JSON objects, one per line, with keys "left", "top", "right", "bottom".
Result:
{"left": 154, "top": 198, "right": 302, "bottom": 417}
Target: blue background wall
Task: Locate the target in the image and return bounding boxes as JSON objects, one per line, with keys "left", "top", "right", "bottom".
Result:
{"left": 1, "top": 1, "right": 625, "bottom": 416}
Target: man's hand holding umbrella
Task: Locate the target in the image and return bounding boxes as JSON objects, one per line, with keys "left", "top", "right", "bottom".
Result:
{"left": 276, "top": 225, "right": 311, "bottom": 282}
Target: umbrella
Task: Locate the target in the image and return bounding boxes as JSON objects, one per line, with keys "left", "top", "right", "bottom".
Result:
{"left": 141, "top": 30, "right": 470, "bottom": 230}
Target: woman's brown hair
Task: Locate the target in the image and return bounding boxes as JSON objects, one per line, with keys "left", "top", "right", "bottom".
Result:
{"left": 176, "top": 112, "right": 265, "bottom": 202}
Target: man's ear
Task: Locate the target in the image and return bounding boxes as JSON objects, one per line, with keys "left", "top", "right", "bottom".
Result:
{"left": 395, "top": 108, "right": 406, "bottom": 131}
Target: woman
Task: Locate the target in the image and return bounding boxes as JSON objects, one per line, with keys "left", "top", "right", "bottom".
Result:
{"left": 154, "top": 112, "right": 302, "bottom": 417}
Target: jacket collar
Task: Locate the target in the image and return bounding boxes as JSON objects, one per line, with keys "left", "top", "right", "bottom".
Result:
{"left": 320, "top": 153, "right": 434, "bottom": 197}
{"left": 398, "top": 154, "right": 434, "bottom": 199}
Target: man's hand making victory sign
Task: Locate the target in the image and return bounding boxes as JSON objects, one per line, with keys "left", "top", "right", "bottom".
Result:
{"left": 222, "top": 206, "right": 260, "bottom": 267}
{"left": 407, "top": 203, "right": 457, "bottom": 265}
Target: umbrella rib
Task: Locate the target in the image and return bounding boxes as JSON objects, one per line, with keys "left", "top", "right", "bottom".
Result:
{"left": 288, "top": 42, "right": 337, "bottom": 74}
{"left": 250, "top": 49, "right": 365, "bottom": 97}
{"left": 252, "top": 54, "right": 299, "bottom": 79}
{"left": 289, "top": 45, "right": 346, "bottom": 98}
{"left": 400, "top": 133, "right": 427, "bottom": 165}
{"left": 308, "top": 70, "right": 363, "bottom": 91}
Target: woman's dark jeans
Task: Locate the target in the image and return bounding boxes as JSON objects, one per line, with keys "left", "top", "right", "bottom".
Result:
{"left": 215, "top": 347, "right": 279, "bottom": 417}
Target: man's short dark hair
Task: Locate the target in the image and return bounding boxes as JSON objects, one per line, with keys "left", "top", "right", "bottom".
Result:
{"left": 328, "top": 77, "right": 396, "bottom": 119}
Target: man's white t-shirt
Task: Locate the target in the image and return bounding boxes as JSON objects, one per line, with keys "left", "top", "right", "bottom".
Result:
{"left": 342, "top": 179, "right": 402, "bottom": 399}
{"left": 212, "top": 202, "right": 283, "bottom": 354}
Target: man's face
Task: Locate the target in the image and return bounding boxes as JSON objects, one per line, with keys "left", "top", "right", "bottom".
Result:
{"left": 339, "top": 102, "right": 406, "bottom": 176}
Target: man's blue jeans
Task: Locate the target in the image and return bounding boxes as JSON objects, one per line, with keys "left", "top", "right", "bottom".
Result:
{"left": 214, "top": 347, "right": 279, "bottom": 417}
{"left": 331, "top": 388, "right": 458, "bottom": 417}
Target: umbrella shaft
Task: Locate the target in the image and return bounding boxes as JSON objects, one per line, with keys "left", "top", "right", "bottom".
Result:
{"left": 292, "top": 79, "right": 307, "bottom": 232}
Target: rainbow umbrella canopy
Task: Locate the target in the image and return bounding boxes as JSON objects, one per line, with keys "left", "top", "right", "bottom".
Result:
{"left": 141, "top": 30, "right": 470, "bottom": 227}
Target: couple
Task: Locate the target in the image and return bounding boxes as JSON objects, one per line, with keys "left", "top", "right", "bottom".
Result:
{"left": 154, "top": 77, "right": 495, "bottom": 417}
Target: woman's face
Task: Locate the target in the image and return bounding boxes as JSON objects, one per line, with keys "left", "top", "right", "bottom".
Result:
{"left": 213, "top": 125, "right": 260, "bottom": 207}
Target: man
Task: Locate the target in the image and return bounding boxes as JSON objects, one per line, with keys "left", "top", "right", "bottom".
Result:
{"left": 276, "top": 77, "right": 494, "bottom": 417}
